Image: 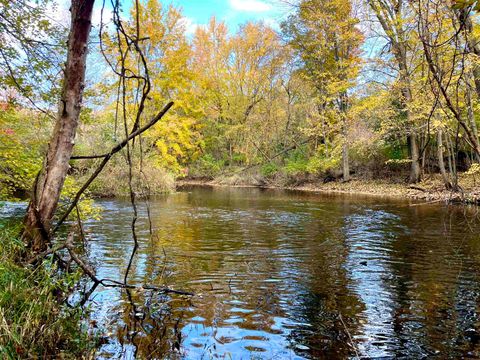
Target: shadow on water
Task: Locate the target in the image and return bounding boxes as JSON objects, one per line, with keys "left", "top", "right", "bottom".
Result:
{"left": 62, "top": 187, "right": 480, "bottom": 358}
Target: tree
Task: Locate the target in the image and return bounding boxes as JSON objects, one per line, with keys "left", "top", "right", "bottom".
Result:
{"left": 0, "top": 0, "right": 64, "bottom": 111}
{"left": 367, "top": 0, "right": 422, "bottom": 183}
{"left": 416, "top": 0, "right": 480, "bottom": 160}
{"left": 191, "top": 18, "right": 287, "bottom": 167}
{"left": 283, "top": 0, "right": 363, "bottom": 181}
{"left": 22, "top": 0, "right": 96, "bottom": 254}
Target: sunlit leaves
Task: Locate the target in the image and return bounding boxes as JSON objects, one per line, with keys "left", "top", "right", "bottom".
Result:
{"left": 452, "top": 0, "right": 480, "bottom": 11}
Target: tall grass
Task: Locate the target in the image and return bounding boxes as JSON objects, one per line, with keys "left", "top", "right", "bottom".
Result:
{"left": 0, "top": 223, "right": 95, "bottom": 359}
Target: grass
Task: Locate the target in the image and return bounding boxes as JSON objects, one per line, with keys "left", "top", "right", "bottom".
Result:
{"left": 0, "top": 222, "right": 95, "bottom": 359}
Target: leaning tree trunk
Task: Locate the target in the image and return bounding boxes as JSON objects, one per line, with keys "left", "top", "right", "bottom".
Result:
{"left": 22, "top": 0, "right": 95, "bottom": 254}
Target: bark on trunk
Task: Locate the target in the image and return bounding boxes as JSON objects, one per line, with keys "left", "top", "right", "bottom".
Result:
{"left": 22, "top": 0, "right": 95, "bottom": 254}
{"left": 342, "top": 116, "right": 350, "bottom": 182}
{"left": 400, "top": 60, "right": 421, "bottom": 183}
{"left": 437, "top": 128, "right": 451, "bottom": 189}
{"left": 408, "top": 133, "right": 421, "bottom": 183}
{"left": 466, "top": 76, "right": 480, "bottom": 163}
{"left": 342, "top": 141, "right": 350, "bottom": 182}
{"left": 446, "top": 130, "right": 459, "bottom": 190}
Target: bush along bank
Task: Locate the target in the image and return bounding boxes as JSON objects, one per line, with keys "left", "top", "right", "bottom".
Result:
{"left": 0, "top": 223, "right": 96, "bottom": 359}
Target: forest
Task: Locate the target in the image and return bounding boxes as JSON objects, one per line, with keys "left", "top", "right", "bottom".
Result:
{"left": 2, "top": 0, "right": 480, "bottom": 358}
{"left": 2, "top": 0, "right": 480, "bottom": 202}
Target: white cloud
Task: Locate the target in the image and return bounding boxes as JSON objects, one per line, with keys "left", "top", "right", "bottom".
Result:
{"left": 229, "top": 0, "right": 272, "bottom": 12}
{"left": 263, "top": 17, "right": 280, "bottom": 31}
{"left": 181, "top": 16, "right": 202, "bottom": 36}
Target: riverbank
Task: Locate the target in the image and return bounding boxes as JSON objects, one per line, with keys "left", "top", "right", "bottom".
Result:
{"left": 177, "top": 174, "right": 480, "bottom": 205}
{"left": 0, "top": 224, "right": 95, "bottom": 358}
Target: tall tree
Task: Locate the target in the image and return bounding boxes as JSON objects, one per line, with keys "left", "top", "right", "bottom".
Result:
{"left": 22, "top": 0, "right": 95, "bottom": 253}
{"left": 192, "top": 19, "right": 287, "bottom": 166}
{"left": 283, "top": 0, "right": 363, "bottom": 181}
{"left": 416, "top": 0, "right": 480, "bottom": 160}
{"left": 367, "top": 0, "right": 422, "bottom": 183}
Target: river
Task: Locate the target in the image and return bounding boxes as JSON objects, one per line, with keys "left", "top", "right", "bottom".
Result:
{"left": 31, "top": 186, "right": 480, "bottom": 358}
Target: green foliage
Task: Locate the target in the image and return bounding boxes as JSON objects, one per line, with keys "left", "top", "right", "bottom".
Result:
{"left": 0, "top": 107, "right": 49, "bottom": 200}
{"left": 57, "top": 176, "right": 102, "bottom": 221}
{"left": 0, "top": 0, "right": 65, "bottom": 105}
{"left": 283, "top": 149, "right": 310, "bottom": 175}
{"left": 306, "top": 152, "right": 341, "bottom": 174}
{"left": 0, "top": 225, "right": 95, "bottom": 358}
{"left": 261, "top": 162, "right": 279, "bottom": 177}
{"left": 189, "top": 154, "right": 226, "bottom": 178}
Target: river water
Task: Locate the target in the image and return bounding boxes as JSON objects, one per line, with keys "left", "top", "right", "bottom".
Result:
{"left": 53, "top": 187, "right": 480, "bottom": 358}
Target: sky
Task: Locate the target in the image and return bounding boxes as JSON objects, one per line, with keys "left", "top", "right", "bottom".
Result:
{"left": 170, "top": 0, "right": 289, "bottom": 33}
{"left": 55, "top": 0, "right": 292, "bottom": 34}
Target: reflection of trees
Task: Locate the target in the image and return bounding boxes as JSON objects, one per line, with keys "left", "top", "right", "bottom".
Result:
{"left": 88, "top": 188, "right": 480, "bottom": 359}
{"left": 113, "top": 288, "right": 193, "bottom": 358}
{"left": 284, "top": 198, "right": 365, "bottom": 359}
{"left": 140, "top": 188, "right": 366, "bottom": 358}
{"left": 343, "top": 203, "right": 480, "bottom": 358}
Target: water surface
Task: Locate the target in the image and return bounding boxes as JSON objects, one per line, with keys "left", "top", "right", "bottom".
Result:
{"left": 80, "top": 186, "right": 480, "bottom": 359}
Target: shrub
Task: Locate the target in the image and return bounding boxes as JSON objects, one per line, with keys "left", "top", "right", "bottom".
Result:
{"left": 81, "top": 159, "right": 175, "bottom": 197}
{"left": 188, "top": 154, "right": 226, "bottom": 179}
{"left": 261, "top": 162, "right": 279, "bottom": 178}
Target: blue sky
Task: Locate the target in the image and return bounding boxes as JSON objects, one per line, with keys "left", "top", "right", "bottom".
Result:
{"left": 71, "top": 0, "right": 291, "bottom": 34}
{"left": 170, "top": 0, "right": 289, "bottom": 33}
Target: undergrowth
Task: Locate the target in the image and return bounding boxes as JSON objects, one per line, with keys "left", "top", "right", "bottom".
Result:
{"left": 0, "top": 223, "right": 95, "bottom": 359}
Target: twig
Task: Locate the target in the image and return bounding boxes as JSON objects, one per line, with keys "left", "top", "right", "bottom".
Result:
{"left": 64, "top": 233, "right": 194, "bottom": 296}
{"left": 339, "top": 313, "right": 360, "bottom": 359}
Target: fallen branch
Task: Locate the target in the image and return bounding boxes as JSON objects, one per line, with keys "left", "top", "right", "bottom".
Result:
{"left": 408, "top": 185, "right": 427, "bottom": 192}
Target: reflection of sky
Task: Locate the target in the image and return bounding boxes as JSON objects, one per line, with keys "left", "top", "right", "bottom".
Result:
{"left": 74, "top": 188, "right": 480, "bottom": 358}
{"left": 83, "top": 192, "right": 351, "bottom": 358}
{"left": 343, "top": 209, "right": 405, "bottom": 357}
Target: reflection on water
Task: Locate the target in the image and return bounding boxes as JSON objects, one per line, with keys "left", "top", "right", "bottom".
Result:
{"left": 81, "top": 186, "right": 480, "bottom": 359}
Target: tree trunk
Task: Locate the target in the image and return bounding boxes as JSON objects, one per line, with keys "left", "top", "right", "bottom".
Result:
{"left": 368, "top": 0, "right": 421, "bottom": 183}
{"left": 446, "top": 130, "right": 459, "bottom": 190}
{"left": 342, "top": 141, "right": 350, "bottom": 182}
{"left": 437, "top": 128, "right": 451, "bottom": 189}
{"left": 419, "top": 12, "right": 480, "bottom": 160}
{"left": 457, "top": 9, "right": 480, "bottom": 99}
{"left": 466, "top": 75, "right": 480, "bottom": 163}
{"left": 22, "top": 0, "right": 95, "bottom": 254}
{"left": 342, "top": 115, "right": 350, "bottom": 182}
{"left": 400, "top": 62, "right": 421, "bottom": 183}
{"left": 409, "top": 133, "right": 421, "bottom": 183}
